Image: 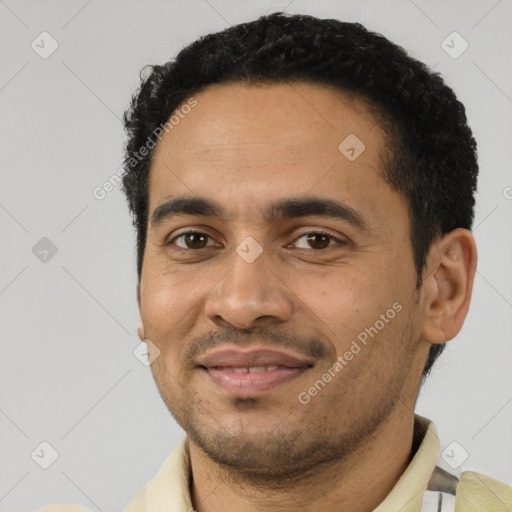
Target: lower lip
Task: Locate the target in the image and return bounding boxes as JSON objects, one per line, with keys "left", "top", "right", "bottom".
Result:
{"left": 202, "top": 366, "right": 309, "bottom": 397}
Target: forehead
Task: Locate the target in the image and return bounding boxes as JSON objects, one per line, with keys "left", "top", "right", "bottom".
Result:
{"left": 152, "top": 81, "right": 383, "bottom": 157}
{"left": 147, "top": 82, "right": 398, "bottom": 222}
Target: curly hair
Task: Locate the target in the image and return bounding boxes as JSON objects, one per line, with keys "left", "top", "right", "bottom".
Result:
{"left": 121, "top": 12, "right": 478, "bottom": 381}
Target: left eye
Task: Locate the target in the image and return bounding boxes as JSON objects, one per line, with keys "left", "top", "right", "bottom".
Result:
{"left": 292, "top": 232, "right": 340, "bottom": 250}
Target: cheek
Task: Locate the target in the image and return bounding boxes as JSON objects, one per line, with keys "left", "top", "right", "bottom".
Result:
{"left": 296, "top": 267, "right": 379, "bottom": 316}
{"left": 294, "top": 266, "right": 404, "bottom": 347}
{"left": 139, "top": 268, "right": 203, "bottom": 347}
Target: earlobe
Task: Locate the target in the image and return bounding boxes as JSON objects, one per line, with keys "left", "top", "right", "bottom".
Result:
{"left": 137, "top": 321, "right": 146, "bottom": 341}
{"left": 421, "top": 229, "right": 477, "bottom": 344}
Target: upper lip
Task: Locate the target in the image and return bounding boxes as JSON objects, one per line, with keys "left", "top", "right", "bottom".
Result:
{"left": 197, "top": 347, "right": 314, "bottom": 368}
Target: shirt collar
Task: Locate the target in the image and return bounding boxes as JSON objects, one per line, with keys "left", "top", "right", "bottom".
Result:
{"left": 373, "top": 414, "right": 441, "bottom": 511}
{"left": 125, "top": 414, "right": 440, "bottom": 512}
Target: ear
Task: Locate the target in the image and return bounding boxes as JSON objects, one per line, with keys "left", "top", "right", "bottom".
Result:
{"left": 136, "top": 283, "right": 145, "bottom": 340}
{"left": 420, "top": 228, "right": 477, "bottom": 344}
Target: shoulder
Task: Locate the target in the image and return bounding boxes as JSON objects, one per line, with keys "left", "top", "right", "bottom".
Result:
{"left": 455, "top": 470, "right": 512, "bottom": 510}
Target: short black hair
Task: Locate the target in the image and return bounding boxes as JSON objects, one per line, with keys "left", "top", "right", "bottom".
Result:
{"left": 121, "top": 12, "right": 478, "bottom": 381}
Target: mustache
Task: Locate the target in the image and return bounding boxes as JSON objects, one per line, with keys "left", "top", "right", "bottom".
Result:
{"left": 183, "top": 326, "right": 327, "bottom": 365}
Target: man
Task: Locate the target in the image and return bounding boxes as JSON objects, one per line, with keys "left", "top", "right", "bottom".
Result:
{"left": 42, "top": 12, "right": 511, "bottom": 512}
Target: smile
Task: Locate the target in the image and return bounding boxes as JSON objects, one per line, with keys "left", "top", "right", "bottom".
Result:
{"left": 201, "top": 365, "right": 310, "bottom": 397}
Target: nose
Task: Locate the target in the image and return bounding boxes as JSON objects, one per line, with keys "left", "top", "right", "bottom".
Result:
{"left": 204, "top": 247, "right": 294, "bottom": 330}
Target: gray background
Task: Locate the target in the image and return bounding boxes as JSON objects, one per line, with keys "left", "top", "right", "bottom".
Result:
{"left": 1, "top": 0, "right": 511, "bottom": 510}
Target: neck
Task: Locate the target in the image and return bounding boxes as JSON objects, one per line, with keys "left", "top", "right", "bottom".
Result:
{"left": 189, "top": 409, "right": 416, "bottom": 512}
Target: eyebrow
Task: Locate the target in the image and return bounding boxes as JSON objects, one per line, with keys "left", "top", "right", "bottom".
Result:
{"left": 150, "top": 195, "right": 369, "bottom": 231}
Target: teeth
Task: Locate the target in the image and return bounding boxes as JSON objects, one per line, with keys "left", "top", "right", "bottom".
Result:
{"left": 215, "top": 365, "right": 281, "bottom": 372}
{"left": 248, "top": 366, "right": 267, "bottom": 373}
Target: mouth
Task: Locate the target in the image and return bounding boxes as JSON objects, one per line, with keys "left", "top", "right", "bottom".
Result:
{"left": 197, "top": 347, "right": 314, "bottom": 397}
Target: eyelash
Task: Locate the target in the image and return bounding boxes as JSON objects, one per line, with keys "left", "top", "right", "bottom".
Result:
{"left": 167, "top": 229, "right": 346, "bottom": 252}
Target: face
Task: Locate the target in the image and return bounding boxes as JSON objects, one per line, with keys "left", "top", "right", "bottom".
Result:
{"left": 137, "top": 82, "right": 429, "bottom": 480}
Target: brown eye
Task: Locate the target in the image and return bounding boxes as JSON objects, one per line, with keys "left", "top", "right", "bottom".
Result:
{"left": 184, "top": 233, "right": 208, "bottom": 249}
{"left": 305, "top": 233, "right": 331, "bottom": 250}
{"left": 293, "top": 231, "right": 340, "bottom": 250}
{"left": 170, "top": 232, "right": 214, "bottom": 250}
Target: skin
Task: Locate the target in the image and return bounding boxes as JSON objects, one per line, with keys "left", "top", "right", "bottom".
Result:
{"left": 136, "top": 82, "right": 477, "bottom": 512}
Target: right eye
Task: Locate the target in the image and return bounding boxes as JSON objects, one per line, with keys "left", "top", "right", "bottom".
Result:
{"left": 168, "top": 231, "right": 220, "bottom": 250}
